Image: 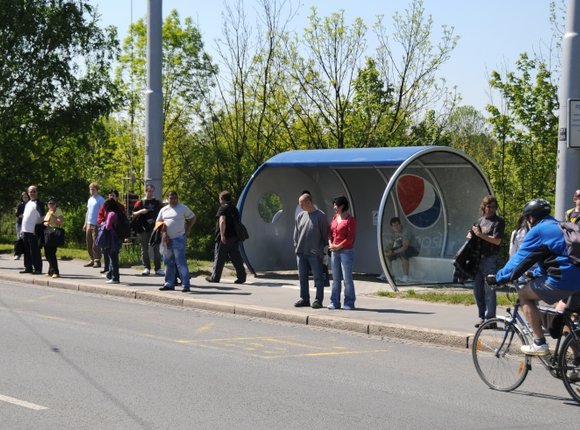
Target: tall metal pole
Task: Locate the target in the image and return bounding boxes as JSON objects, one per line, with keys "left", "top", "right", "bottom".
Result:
{"left": 556, "top": 0, "right": 580, "bottom": 218}
{"left": 144, "top": 0, "right": 163, "bottom": 200}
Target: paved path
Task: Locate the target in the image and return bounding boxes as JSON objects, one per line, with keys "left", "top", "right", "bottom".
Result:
{"left": 0, "top": 254, "right": 482, "bottom": 349}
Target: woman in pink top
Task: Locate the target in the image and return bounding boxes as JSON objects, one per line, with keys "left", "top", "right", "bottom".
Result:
{"left": 328, "top": 196, "right": 357, "bottom": 310}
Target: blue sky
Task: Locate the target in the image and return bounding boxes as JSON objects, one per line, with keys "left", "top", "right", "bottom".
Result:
{"left": 93, "top": 0, "right": 556, "bottom": 113}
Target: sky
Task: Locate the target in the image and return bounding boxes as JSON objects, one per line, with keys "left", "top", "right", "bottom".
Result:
{"left": 92, "top": 0, "right": 558, "bottom": 113}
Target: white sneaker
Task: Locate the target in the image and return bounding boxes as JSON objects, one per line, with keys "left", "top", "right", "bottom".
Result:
{"left": 105, "top": 279, "right": 120, "bottom": 284}
{"left": 155, "top": 269, "right": 165, "bottom": 276}
{"left": 520, "top": 343, "right": 550, "bottom": 356}
{"left": 14, "top": 255, "right": 20, "bottom": 260}
{"left": 142, "top": 268, "right": 150, "bottom": 276}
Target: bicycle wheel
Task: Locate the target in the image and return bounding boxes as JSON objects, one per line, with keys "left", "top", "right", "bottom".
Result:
{"left": 472, "top": 318, "right": 529, "bottom": 391}
{"left": 558, "top": 329, "right": 580, "bottom": 405}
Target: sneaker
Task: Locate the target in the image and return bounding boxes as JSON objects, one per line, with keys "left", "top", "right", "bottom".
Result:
{"left": 342, "top": 304, "right": 355, "bottom": 310}
{"left": 294, "top": 298, "right": 310, "bottom": 307}
{"left": 474, "top": 319, "right": 485, "bottom": 328}
{"left": 142, "top": 268, "right": 150, "bottom": 276}
{"left": 100, "top": 268, "right": 108, "bottom": 274}
{"left": 105, "top": 279, "right": 120, "bottom": 284}
{"left": 14, "top": 255, "right": 20, "bottom": 260}
{"left": 568, "top": 370, "right": 580, "bottom": 383}
{"left": 376, "top": 274, "right": 387, "bottom": 281}
{"left": 155, "top": 269, "right": 165, "bottom": 276}
{"left": 234, "top": 278, "right": 246, "bottom": 284}
{"left": 52, "top": 274, "right": 60, "bottom": 278}
{"left": 327, "top": 303, "right": 339, "bottom": 310}
{"left": 311, "top": 300, "right": 322, "bottom": 309}
{"left": 92, "top": 262, "right": 101, "bottom": 268}
{"left": 520, "top": 342, "right": 550, "bottom": 356}
{"left": 159, "top": 284, "right": 175, "bottom": 291}
{"left": 483, "top": 322, "right": 497, "bottom": 330}
{"left": 181, "top": 287, "right": 191, "bottom": 292}
{"left": 205, "top": 276, "right": 219, "bottom": 283}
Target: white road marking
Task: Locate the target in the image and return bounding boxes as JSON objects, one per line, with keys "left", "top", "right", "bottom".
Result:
{"left": 0, "top": 394, "right": 48, "bottom": 410}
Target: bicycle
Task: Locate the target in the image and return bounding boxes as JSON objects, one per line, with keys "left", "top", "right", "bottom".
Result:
{"left": 471, "top": 286, "right": 580, "bottom": 404}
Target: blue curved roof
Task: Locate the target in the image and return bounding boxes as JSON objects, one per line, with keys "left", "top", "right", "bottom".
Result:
{"left": 264, "top": 146, "right": 436, "bottom": 167}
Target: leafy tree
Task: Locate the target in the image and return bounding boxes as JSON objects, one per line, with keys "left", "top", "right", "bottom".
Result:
{"left": 372, "top": 0, "right": 459, "bottom": 144}
{"left": 115, "top": 9, "right": 216, "bottom": 196}
{"left": 486, "top": 53, "right": 559, "bottom": 226}
{"left": 0, "top": 0, "right": 120, "bottom": 212}
{"left": 286, "top": 8, "right": 367, "bottom": 149}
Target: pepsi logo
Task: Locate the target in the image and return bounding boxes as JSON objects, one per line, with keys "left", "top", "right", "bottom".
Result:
{"left": 396, "top": 174, "right": 441, "bottom": 229}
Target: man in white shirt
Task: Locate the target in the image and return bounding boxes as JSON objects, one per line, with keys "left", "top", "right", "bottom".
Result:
{"left": 156, "top": 190, "right": 196, "bottom": 292}
{"left": 20, "top": 185, "right": 44, "bottom": 274}
{"left": 82, "top": 182, "right": 105, "bottom": 268}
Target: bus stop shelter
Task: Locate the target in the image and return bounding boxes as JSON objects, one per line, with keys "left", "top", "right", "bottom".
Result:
{"left": 237, "top": 146, "right": 492, "bottom": 290}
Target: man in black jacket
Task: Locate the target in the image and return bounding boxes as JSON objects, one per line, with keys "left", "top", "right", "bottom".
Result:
{"left": 206, "top": 191, "right": 247, "bottom": 284}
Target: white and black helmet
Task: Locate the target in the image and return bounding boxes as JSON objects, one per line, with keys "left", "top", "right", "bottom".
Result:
{"left": 522, "top": 199, "right": 551, "bottom": 219}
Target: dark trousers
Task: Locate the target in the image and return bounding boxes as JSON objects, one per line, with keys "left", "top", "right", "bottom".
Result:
{"left": 108, "top": 250, "right": 120, "bottom": 281}
{"left": 44, "top": 245, "right": 59, "bottom": 275}
{"left": 209, "top": 237, "right": 246, "bottom": 282}
{"left": 103, "top": 248, "right": 110, "bottom": 272}
{"left": 22, "top": 232, "right": 42, "bottom": 273}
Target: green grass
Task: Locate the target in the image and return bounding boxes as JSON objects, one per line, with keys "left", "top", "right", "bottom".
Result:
{"left": 376, "top": 288, "right": 516, "bottom": 306}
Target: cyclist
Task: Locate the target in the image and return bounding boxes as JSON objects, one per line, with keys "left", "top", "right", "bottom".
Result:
{"left": 488, "top": 199, "right": 580, "bottom": 355}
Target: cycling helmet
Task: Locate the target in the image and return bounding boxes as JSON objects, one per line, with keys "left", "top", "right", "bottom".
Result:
{"left": 522, "top": 199, "right": 551, "bottom": 218}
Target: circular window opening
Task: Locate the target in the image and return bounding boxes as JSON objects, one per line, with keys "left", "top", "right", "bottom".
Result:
{"left": 258, "top": 192, "right": 283, "bottom": 224}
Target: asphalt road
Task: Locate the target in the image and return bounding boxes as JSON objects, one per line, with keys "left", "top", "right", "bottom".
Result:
{"left": 1, "top": 280, "right": 578, "bottom": 429}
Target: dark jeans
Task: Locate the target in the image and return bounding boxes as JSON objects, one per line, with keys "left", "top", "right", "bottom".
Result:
{"left": 297, "top": 253, "right": 324, "bottom": 303}
{"left": 108, "top": 250, "right": 120, "bottom": 282}
{"left": 44, "top": 245, "right": 59, "bottom": 275}
{"left": 473, "top": 255, "right": 499, "bottom": 320}
{"left": 208, "top": 237, "right": 246, "bottom": 282}
{"left": 22, "top": 232, "right": 42, "bottom": 273}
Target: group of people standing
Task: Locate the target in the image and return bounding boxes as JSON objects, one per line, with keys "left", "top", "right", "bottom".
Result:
{"left": 293, "top": 192, "right": 357, "bottom": 310}
{"left": 15, "top": 185, "right": 64, "bottom": 278}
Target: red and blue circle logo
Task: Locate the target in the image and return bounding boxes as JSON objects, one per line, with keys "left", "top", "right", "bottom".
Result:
{"left": 396, "top": 174, "right": 441, "bottom": 229}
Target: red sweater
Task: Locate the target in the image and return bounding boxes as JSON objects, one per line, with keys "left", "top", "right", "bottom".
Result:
{"left": 329, "top": 214, "right": 356, "bottom": 250}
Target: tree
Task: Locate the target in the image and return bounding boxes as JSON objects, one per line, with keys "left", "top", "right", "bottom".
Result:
{"left": 115, "top": 9, "right": 216, "bottom": 195}
{"left": 285, "top": 8, "right": 367, "bottom": 149}
{"left": 0, "top": 0, "right": 120, "bottom": 212}
{"left": 372, "top": 0, "right": 459, "bottom": 144}
{"left": 486, "top": 53, "right": 559, "bottom": 226}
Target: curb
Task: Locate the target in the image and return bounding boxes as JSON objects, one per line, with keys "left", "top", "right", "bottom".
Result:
{"left": 0, "top": 273, "right": 471, "bottom": 350}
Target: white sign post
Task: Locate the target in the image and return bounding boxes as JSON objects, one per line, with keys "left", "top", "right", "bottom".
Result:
{"left": 567, "top": 98, "right": 580, "bottom": 148}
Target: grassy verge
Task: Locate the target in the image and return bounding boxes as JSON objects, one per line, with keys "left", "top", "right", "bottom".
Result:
{"left": 376, "top": 288, "right": 516, "bottom": 306}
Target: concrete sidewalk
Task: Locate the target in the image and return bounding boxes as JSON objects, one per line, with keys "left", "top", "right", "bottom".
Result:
{"left": 0, "top": 254, "right": 482, "bottom": 349}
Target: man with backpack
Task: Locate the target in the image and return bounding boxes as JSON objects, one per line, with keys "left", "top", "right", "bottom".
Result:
{"left": 488, "top": 199, "right": 580, "bottom": 356}
{"left": 132, "top": 184, "right": 164, "bottom": 276}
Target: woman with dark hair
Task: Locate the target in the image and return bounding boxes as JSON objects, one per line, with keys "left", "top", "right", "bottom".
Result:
{"left": 43, "top": 197, "right": 64, "bottom": 278}
{"left": 328, "top": 195, "right": 357, "bottom": 310}
{"left": 101, "top": 198, "right": 123, "bottom": 284}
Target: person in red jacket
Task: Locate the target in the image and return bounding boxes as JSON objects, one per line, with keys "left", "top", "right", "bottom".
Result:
{"left": 328, "top": 196, "right": 357, "bottom": 310}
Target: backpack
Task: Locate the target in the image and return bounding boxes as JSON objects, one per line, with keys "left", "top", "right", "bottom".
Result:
{"left": 115, "top": 211, "right": 132, "bottom": 240}
{"left": 559, "top": 222, "right": 580, "bottom": 266}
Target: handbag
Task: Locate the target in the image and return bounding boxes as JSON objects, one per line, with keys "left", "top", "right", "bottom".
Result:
{"left": 233, "top": 217, "right": 249, "bottom": 241}
{"left": 44, "top": 227, "right": 65, "bottom": 247}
